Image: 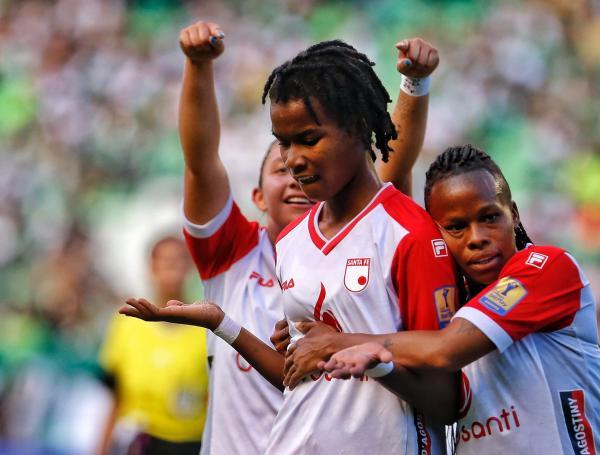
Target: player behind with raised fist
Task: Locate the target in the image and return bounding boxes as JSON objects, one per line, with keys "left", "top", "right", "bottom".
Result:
{"left": 321, "top": 145, "right": 600, "bottom": 454}
{"left": 156, "top": 20, "right": 443, "bottom": 455}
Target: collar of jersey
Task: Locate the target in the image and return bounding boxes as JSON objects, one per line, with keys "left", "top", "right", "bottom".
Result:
{"left": 307, "top": 182, "right": 395, "bottom": 255}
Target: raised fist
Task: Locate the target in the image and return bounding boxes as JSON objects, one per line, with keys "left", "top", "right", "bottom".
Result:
{"left": 396, "top": 38, "right": 440, "bottom": 79}
{"left": 179, "top": 21, "right": 225, "bottom": 63}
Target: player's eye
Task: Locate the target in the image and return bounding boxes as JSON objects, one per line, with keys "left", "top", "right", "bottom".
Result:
{"left": 482, "top": 213, "right": 500, "bottom": 223}
{"left": 303, "top": 137, "right": 320, "bottom": 146}
{"left": 443, "top": 223, "right": 465, "bottom": 234}
{"left": 278, "top": 140, "right": 291, "bottom": 149}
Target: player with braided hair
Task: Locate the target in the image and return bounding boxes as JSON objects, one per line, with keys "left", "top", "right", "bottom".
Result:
{"left": 321, "top": 145, "right": 600, "bottom": 454}
{"left": 262, "top": 39, "right": 397, "bottom": 163}
{"left": 121, "top": 29, "right": 457, "bottom": 454}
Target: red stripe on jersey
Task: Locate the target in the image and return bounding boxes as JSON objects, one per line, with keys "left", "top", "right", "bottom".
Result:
{"left": 275, "top": 208, "right": 311, "bottom": 245}
{"left": 302, "top": 184, "right": 396, "bottom": 255}
{"left": 468, "top": 247, "right": 584, "bottom": 341}
{"left": 307, "top": 205, "right": 326, "bottom": 250}
{"left": 321, "top": 185, "right": 396, "bottom": 255}
{"left": 184, "top": 202, "right": 260, "bottom": 280}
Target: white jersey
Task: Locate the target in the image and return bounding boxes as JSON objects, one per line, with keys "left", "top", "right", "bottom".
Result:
{"left": 268, "top": 183, "right": 458, "bottom": 455}
{"left": 183, "top": 194, "right": 284, "bottom": 455}
{"left": 454, "top": 245, "right": 600, "bottom": 455}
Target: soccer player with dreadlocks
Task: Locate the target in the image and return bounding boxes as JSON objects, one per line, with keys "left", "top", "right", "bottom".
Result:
{"left": 321, "top": 145, "right": 600, "bottom": 454}
{"left": 121, "top": 28, "right": 458, "bottom": 454}
{"left": 120, "top": 20, "right": 444, "bottom": 455}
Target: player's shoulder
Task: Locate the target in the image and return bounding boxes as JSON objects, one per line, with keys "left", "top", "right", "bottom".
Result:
{"left": 503, "top": 245, "right": 569, "bottom": 274}
{"left": 380, "top": 188, "right": 442, "bottom": 241}
{"left": 499, "top": 245, "right": 586, "bottom": 291}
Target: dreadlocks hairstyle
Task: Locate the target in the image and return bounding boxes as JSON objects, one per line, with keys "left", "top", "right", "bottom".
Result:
{"left": 424, "top": 144, "right": 533, "bottom": 251}
{"left": 261, "top": 40, "right": 397, "bottom": 162}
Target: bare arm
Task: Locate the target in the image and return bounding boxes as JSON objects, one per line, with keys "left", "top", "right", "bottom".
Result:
{"left": 316, "top": 319, "right": 496, "bottom": 421}
{"left": 378, "top": 38, "right": 439, "bottom": 196}
{"left": 119, "top": 298, "right": 285, "bottom": 390}
{"left": 178, "top": 21, "right": 230, "bottom": 224}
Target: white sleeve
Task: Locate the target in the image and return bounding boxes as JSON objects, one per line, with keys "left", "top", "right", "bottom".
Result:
{"left": 453, "top": 306, "right": 514, "bottom": 353}
{"left": 182, "top": 193, "right": 234, "bottom": 239}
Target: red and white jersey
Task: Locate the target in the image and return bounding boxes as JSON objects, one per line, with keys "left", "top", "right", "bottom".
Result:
{"left": 267, "top": 183, "right": 457, "bottom": 454}
{"left": 454, "top": 245, "right": 600, "bottom": 455}
{"left": 183, "top": 194, "right": 284, "bottom": 455}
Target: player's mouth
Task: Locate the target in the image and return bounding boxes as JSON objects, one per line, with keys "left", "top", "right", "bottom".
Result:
{"left": 467, "top": 253, "right": 501, "bottom": 271}
{"left": 295, "top": 175, "right": 319, "bottom": 185}
{"left": 284, "top": 196, "right": 313, "bottom": 206}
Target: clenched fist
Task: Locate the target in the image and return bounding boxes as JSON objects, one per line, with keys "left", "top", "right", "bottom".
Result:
{"left": 396, "top": 38, "right": 439, "bottom": 79}
{"left": 179, "top": 21, "right": 225, "bottom": 63}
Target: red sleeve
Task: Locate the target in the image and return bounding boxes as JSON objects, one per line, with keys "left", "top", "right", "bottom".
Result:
{"left": 465, "top": 248, "right": 584, "bottom": 341}
{"left": 183, "top": 202, "right": 259, "bottom": 280}
{"left": 392, "top": 231, "right": 458, "bottom": 331}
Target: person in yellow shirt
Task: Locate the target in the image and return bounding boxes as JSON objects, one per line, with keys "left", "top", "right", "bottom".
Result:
{"left": 98, "top": 236, "right": 209, "bottom": 455}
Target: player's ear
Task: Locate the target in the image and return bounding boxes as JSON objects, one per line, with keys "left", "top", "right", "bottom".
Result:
{"left": 252, "top": 187, "right": 268, "bottom": 212}
{"left": 511, "top": 201, "right": 520, "bottom": 227}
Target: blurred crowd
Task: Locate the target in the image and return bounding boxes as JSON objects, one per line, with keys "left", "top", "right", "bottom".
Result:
{"left": 0, "top": 0, "right": 598, "bottom": 452}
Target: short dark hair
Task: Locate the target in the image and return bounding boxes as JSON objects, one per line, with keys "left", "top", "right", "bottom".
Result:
{"left": 262, "top": 40, "right": 397, "bottom": 162}
{"left": 424, "top": 144, "right": 532, "bottom": 250}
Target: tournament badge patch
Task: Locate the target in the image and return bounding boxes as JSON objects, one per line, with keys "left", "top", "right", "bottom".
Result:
{"left": 433, "top": 286, "right": 456, "bottom": 328}
{"left": 479, "top": 277, "right": 527, "bottom": 316}
{"left": 344, "top": 258, "right": 370, "bottom": 292}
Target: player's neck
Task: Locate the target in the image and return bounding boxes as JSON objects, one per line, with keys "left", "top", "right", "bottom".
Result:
{"left": 319, "top": 166, "right": 382, "bottom": 239}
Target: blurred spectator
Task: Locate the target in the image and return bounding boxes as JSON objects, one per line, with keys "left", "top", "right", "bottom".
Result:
{"left": 98, "top": 235, "right": 208, "bottom": 455}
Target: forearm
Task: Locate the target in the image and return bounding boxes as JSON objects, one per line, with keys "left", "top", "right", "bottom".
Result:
{"left": 378, "top": 366, "right": 460, "bottom": 423}
{"left": 325, "top": 330, "right": 456, "bottom": 371}
{"left": 378, "top": 91, "right": 428, "bottom": 196}
{"left": 179, "top": 60, "right": 221, "bottom": 174}
{"left": 232, "top": 328, "right": 285, "bottom": 391}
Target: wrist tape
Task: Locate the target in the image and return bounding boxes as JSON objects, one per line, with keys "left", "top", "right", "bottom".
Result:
{"left": 364, "top": 361, "right": 394, "bottom": 378}
{"left": 400, "top": 75, "right": 431, "bottom": 97}
{"left": 214, "top": 314, "right": 242, "bottom": 345}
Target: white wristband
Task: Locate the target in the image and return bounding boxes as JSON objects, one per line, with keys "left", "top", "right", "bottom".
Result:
{"left": 364, "top": 361, "right": 394, "bottom": 378}
{"left": 400, "top": 75, "right": 431, "bottom": 97}
{"left": 213, "top": 315, "right": 242, "bottom": 345}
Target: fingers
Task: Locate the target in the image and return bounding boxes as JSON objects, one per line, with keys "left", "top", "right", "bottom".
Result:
{"left": 179, "top": 21, "right": 225, "bottom": 61}
{"left": 119, "top": 298, "right": 156, "bottom": 320}
{"left": 377, "top": 347, "right": 394, "bottom": 363}
{"left": 274, "top": 318, "right": 288, "bottom": 331}
{"left": 295, "top": 321, "right": 317, "bottom": 334}
{"left": 395, "top": 37, "right": 440, "bottom": 78}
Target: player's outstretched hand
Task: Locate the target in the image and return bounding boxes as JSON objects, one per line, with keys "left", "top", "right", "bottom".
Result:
{"left": 283, "top": 321, "right": 338, "bottom": 390}
{"left": 119, "top": 298, "right": 224, "bottom": 330}
{"left": 396, "top": 38, "right": 439, "bottom": 79}
{"left": 270, "top": 319, "right": 291, "bottom": 354}
{"left": 318, "top": 342, "right": 394, "bottom": 379}
{"left": 179, "top": 21, "right": 225, "bottom": 64}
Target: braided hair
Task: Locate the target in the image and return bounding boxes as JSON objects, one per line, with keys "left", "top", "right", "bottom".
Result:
{"left": 262, "top": 40, "right": 397, "bottom": 162}
{"left": 424, "top": 144, "right": 533, "bottom": 250}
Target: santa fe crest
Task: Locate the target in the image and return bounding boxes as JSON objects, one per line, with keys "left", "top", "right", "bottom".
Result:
{"left": 344, "top": 258, "right": 371, "bottom": 292}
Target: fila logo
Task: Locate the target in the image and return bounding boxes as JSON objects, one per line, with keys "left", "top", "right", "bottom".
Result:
{"left": 526, "top": 252, "right": 548, "bottom": 269}
{"left": 249, "top": 271, "right": 274, "bottom": 287}
{"left": 431, "top": 239, "right": 448, "bottom": 257}
{"left": 281, "top": 278, "right": 295, "bottom": 291}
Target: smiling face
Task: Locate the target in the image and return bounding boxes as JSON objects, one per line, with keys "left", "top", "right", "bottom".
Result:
{"left": 252, "top": 141, "right": 313, "bottom": 242}
{"left": 270, "top": 98, "right": 369, "bottom": 203}
{"left": 427, "top": 169, "right": 519, "bottom": 286}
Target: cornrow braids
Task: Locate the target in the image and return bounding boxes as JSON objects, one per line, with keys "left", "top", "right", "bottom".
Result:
{"left": 262, "top": 40, "right": 397, "bottom": 162}
{"left": 424, "top": 144, "right": 533, "bottom": 250}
